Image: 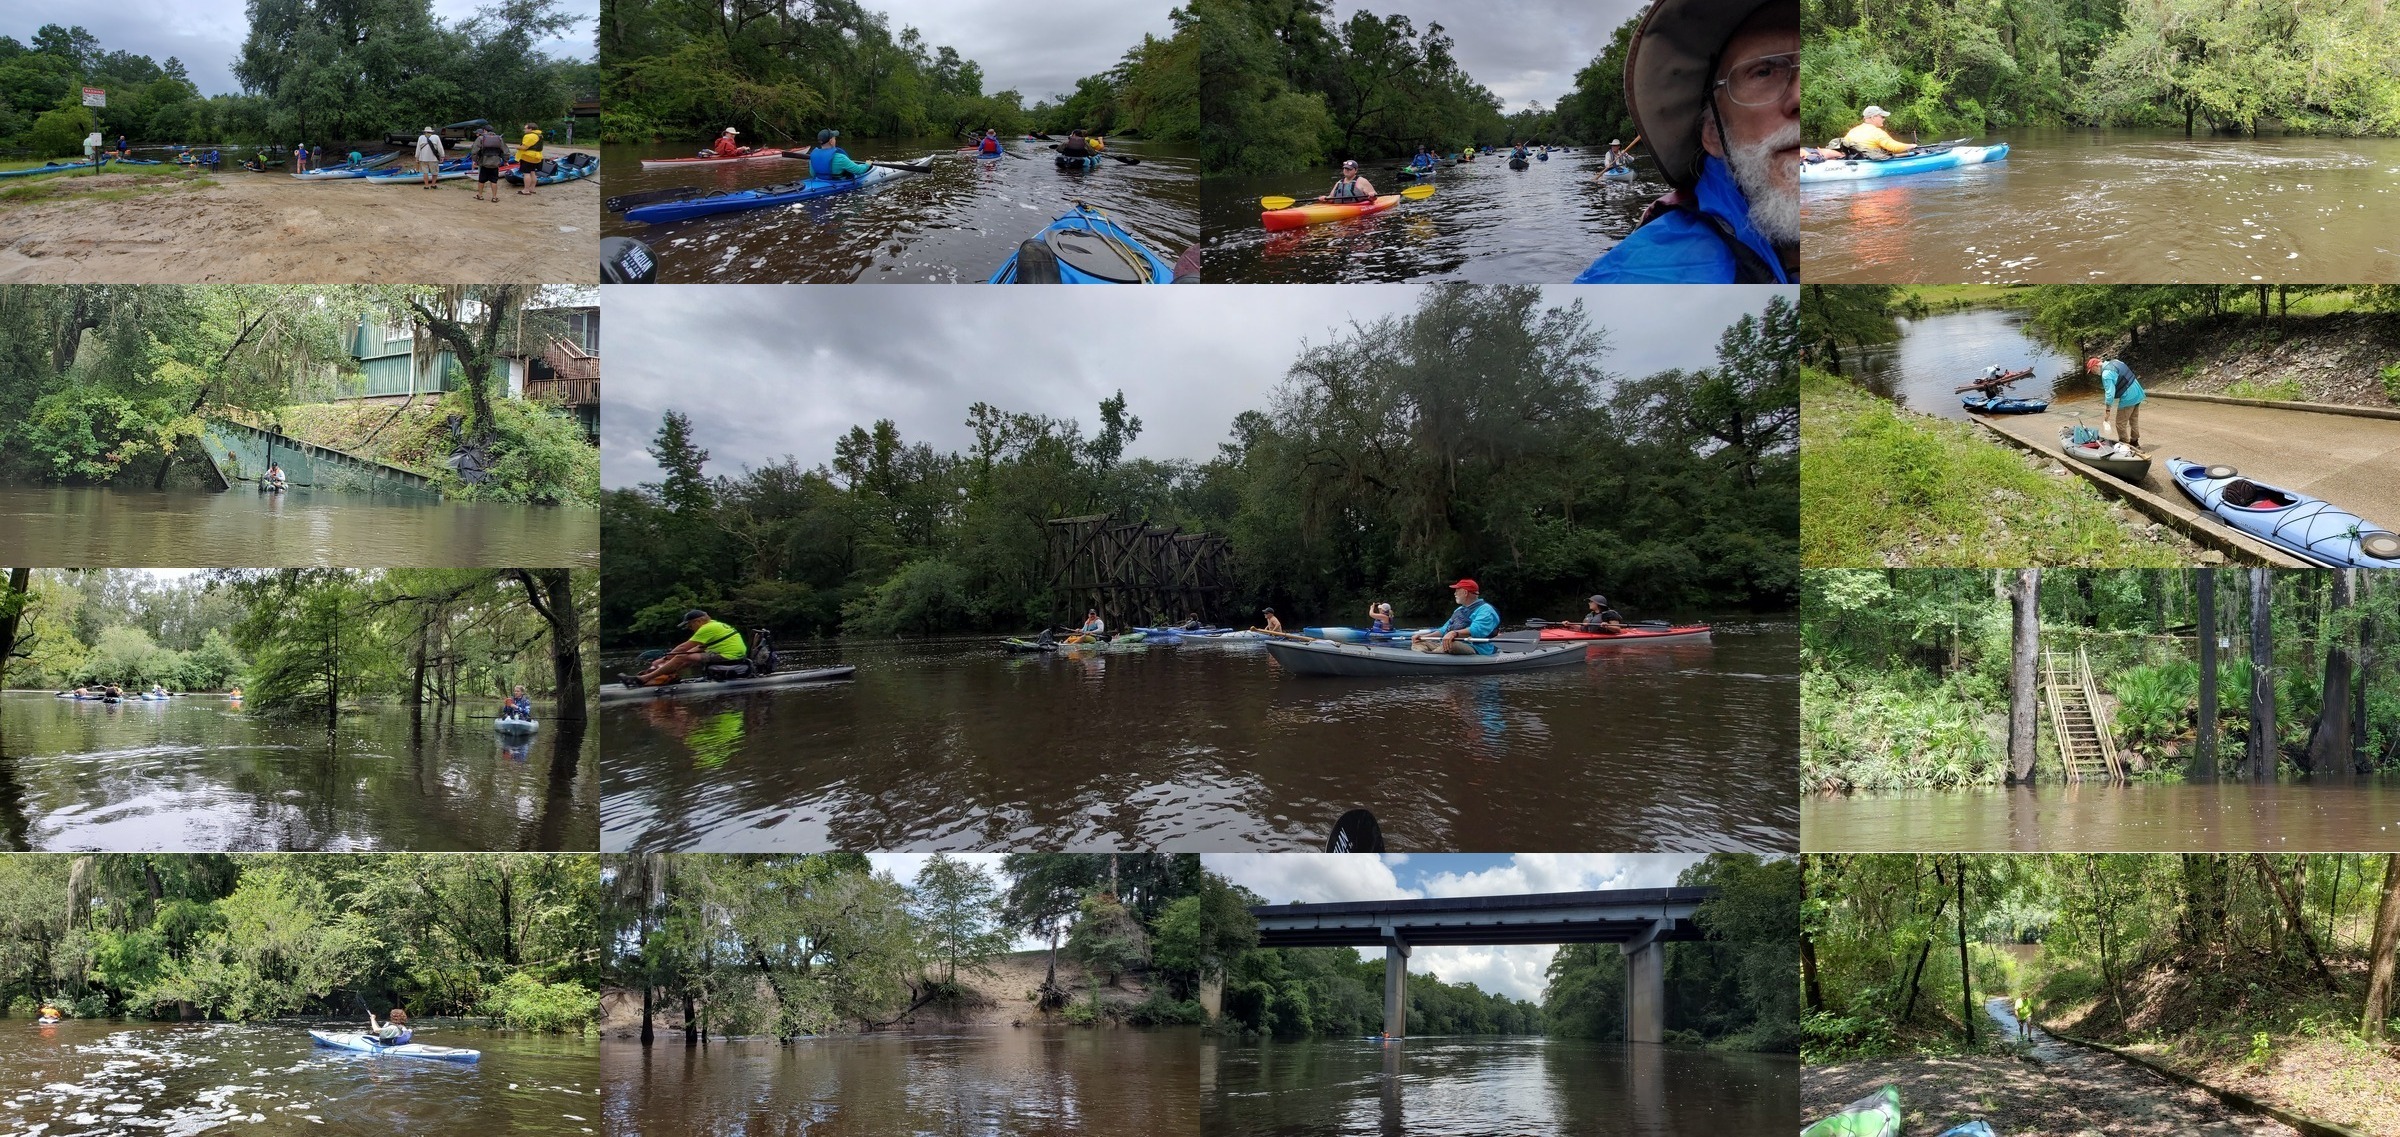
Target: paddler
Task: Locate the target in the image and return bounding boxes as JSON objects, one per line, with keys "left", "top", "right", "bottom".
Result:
{"left": 1581, "top": 595, "right": 1626, "bottom": 631}
{"left": 516, "top": 122, "right": 545, "bottom": 197}
{"left": 622, "top": 609, "right": 747, "bottom": 687}
{"left": 1059, "top": 129, "right": 1097, "bottom": 159}
{"left": 38, "top": 1002, "right": 63, "bottom": 1024}
{"left": 1066, "top": 609, "right": 1106, "bottom": 643}
{"left": 1413, "top": 579, "right": 1500, "bottom": 656}
{"left": 501, "top": 685, "right": 533, "bottom": 722}
{"left": 228, "top": 685, "right": 243, "bottom": 700}
{"left": 1973, "top": 363, "right": 2013, "bottom": 397}
{"left": 1839, "top": 106, "right": 1914, "bottom": 159}
{"left": 1366, "top": 602, "right": 1397, "bottom": 634}
{"left": 1604, "top": 138, "right": 1633, "bottom": 168}
{"left": 711, "top": 127, "right": 744, "bottom": 158}
{"left": 808, "top": 129, "right": 875, "bottom": 181}
{"left": 263, "top": 462, "right": 287, "bottom": 490}
{"left": 369, "top": 1007, "right": 412, "bottom": 1045}
{"left": 1578, "top": 0, "right": 1798, "bottom": 283}
{"left": 1179, "top": 612, "right": 1206, "bottom": 631}
{"left": 1409, "top": 146, "right": 1435, "bottom": 172}
{"left": 975, "top": 129, "right": 1003, "bottom": 156}
{"left": 1326, "top": 159, "right": 1377, "bottom": 203}
{"left": 1260, "top": 607, "right": 1285, "bottom": 634}
{"left": 2086, "top": 356, "right": 2146, "bottom": 448}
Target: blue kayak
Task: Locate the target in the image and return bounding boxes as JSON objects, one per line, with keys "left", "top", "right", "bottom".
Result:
{"left": 1055, "top": 153, "right": 1102, "bottom": 171}
{"left": 626, "top": 155, "right": 934, "bottom": 223}
{"left": 1800, "top": 142, "right": 2009, "bottom": 183}
{"left": 309, "top": 1030, "right": 480, "bottom": 1064}
{"left": 989, "top": 205, "right": 1179, "bottom": 284}
{"left": 364, "top": 158, "right": 472, "bottom": 183}
{"left": 1299, "top": 626, "right": 1434, "bottom": 642}
{"left": 0, "top": 158, "right": 111, "bottom": 179}
{"left": 1961, "top": 394, "right": 2047, "bottom": 414}
{"left": 2168, "top": 457, "right": 2400, "bottom": 568}
{"left": 1602, "top": 165, "right": 1635, "bottom": 179}
{"left": 508, "top": 153, "right": 598, "bottom": 186}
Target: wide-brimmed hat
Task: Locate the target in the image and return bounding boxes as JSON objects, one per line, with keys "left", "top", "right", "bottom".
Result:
{"left": 1625, "top": 0, "right": 1785, "bottom": 188}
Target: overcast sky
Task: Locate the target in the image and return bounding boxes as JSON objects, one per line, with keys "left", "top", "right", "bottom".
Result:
{"left": 9, "top": 0, "right": 596, "bottom": 98}
{"left": 601, "top": 284, "right": 1790, "bottom": 488}
{"left": 864, "top": 853, "right": 1702, "bottom": 1001}
{"left": 879, "top": 0, "right": 1178, "bottom": 106}
{"left": 1327, "top": 0, "right": 1648, "bottom": 111}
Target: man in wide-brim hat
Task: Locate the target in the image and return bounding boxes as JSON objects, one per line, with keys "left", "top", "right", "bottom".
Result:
{"left": 1577, "top": 0, "right": 1798, "bottom": 283}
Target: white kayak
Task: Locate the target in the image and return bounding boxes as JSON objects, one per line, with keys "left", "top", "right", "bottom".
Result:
{"left": 309, "top": 1029, "right": 480, "bottom": 1063}
{"left": 493, "top": 717, "right": 538, "bottom": 734}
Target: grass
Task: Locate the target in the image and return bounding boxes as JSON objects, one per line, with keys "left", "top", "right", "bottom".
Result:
{"left": 1801, "top": 366, "right": 2193, "bottom": 567}
{"left": 0, "top": 168, "right": 206, "bottom": 208}
{"left": 1894, "top": 284, "right": 2030, "bottom": 312}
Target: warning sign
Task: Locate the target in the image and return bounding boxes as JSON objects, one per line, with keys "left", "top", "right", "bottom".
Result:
{"left": 81, "top": 87, "right": 104, "bottom": 107}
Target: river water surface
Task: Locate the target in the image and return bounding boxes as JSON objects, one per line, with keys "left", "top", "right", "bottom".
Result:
{"left": 1802, "top": 128, "right": 2400, "bottom": 283}
{"left": 0, "top": 693, "right": 596, "bottom": 851}
{"left": 601, "top": 623, "right": 1799, "bottom": 852}
{"left": 1208, "top": 1036, "right": 1797, "bottom": 1136}
{"left": 1204, "top": 148, "right": 1656, "bottom": 282}
{"left": 598, "top": 139, "right": 1200, "bottom": 283}
{"left": 1844, "top": 307, "right": 2083, "bottom": 421}
{"left": 601, "top": 1027, "right": 1198, "bottom": 1136}
{"left": 0, "top": 485, "right": 597, "bottom": 567}
{"left": 1, "top": 1018, "right": 597, "bottom": 1137}
{"left": 1802, "top": 779, "right": 2400, "bottom": 851}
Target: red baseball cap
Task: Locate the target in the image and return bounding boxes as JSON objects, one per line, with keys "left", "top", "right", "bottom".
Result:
{"left": 1447, "top": 579, "right": 1479, "bottom": 592}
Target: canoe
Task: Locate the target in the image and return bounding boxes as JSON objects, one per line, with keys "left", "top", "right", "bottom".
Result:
{"left": 638, "top": 148, "right": 795, "bottom": 169}
{"left": 989, "top": 205, "right": 1179, "bottom": 284}
{"left": 1263, "top": 638, "right": 1593, "bottom": 677}
{"left": 1261, "top": 194, "right": 1400, "bottom": 231}
{"left": 1055, "top": 153, "right": 1103, "bottom": 171}
{"left": 508, "top": 153, "right": 598, "bottom": 186}
{"left": 598, "top": 664, "right": 859, "bottom": 703}
{"left": 624, "top": 156, "right": 933, "bottom": 223}
{"left": 309, "top": 1030, "right": 480, "bottom": 1064}
{"left": 1962, "top": 394, "right": 2047, "bottom": 414}
{"left": 1536, "top": 623, "right": 1713, "bottom": 644}
{"left": 492, "top": 718, "right": 538, "bottom": 734}
{"left": 1803, "top": 1085, "right": 1900, "bottom": 1137}
{"left": 1800, "top": 142, "right": 2008, "bottom": 183}
{"left": 2167, "top": 457, "right": 2400, "bottom": 568}
{"left": 2057, "top": 427, "right": 2151, "bottom": 482}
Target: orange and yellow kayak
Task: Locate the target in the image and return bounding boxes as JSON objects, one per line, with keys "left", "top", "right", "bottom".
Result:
{"left": 1261, "top": 193, "right": 1400, "bottom": 232}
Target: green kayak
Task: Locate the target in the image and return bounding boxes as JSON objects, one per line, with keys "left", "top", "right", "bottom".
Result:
{"left": 1804, "top": 1085, "right": 1900, "bottom": 1137}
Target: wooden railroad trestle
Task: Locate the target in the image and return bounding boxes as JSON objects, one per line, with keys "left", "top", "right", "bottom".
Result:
{"left": 1044, "top": 513, "right": 1233, "bottom": 628}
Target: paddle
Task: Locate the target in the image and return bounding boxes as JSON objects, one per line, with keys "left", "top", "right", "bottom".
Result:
{"left": 1259, "top": 183, "right": 1436, "bottom": 211}
{"left": 1950, "top": 368, "right": 2034, "bottom": 394}
{"left": 1524, "top": 617, "right": 1672, "bottom": 631}
{"left": 1043, "top": 143, "right": 1142, "bottom": 166}
{"left": 1326, "top": 809, "right": 1385, "bottom": 853}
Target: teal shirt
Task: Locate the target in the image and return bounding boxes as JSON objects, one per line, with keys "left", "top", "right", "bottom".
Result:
{"left": 2099, "top": 359, "right": 2145, "bottom": 408}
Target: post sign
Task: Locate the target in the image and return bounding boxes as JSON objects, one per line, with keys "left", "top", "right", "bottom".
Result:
{"left": 81, "top": 87, "right": 105, "bottom": 108}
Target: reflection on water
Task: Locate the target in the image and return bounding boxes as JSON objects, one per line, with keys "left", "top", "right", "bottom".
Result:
{"left": 1209, "top": 1036, "right": 1798, "bottom": 1136}
{"left": 0, "top": 485, "right": 597, "bottom": 567}
{"left": 601, "top": 624, "right": 1799, "bottom": 852}
{"left": 1801, "top": 779, "right": 2400, "bottom": 851}
{"left": 1204, "top": 149, "right": 1655, "bottom": 282}
{"left": 1, "top": 1019, "right": 597, "bottom": 1137}
{"left": 1803, "top": 128, "right": 2400, "bottom": 283}
{"left": 600, "top": 1027, "right": 1200, "bottom": 1136}
{"left": 596, "top": 140, "right": 1200, "bottom": 284}
{"left": 1848, "top": 308, "right": 2083, "bottom": 421}
{"left": 0, "top": 693, "right": 595, "bottom": 851}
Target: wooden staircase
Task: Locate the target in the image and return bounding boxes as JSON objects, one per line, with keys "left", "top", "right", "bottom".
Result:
{"left": 2041, "top": 646, "right": 2123, "bottom": 783}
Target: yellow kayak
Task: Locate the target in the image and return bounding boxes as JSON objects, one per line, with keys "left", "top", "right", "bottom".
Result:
{"left": 1261, "top": 193, "right": 1401, "bottom": 232}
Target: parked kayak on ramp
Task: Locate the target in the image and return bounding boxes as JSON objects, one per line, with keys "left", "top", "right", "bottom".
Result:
{"left": 309, "top": 1030, "right": 480, "bottom": 1064}
{"left": 2057, "top": 427, "right": 2151, "bottom": 482}
{"left": 1962, "top": 394, "right": 2047, "bottom": 414}
{"left": 598, "top": 665, "right": 859, "bottom": 703}
{"left": 1800, "top": 142, "right": 2008, "bottom": 183}
{"left": 624, "top": 155, "right": 936, "bottom": 224}
{"left": 2167, "top": 457, "right": 2400, "bottom": 568}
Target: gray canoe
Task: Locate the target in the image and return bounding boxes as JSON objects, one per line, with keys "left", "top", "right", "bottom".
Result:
{"left": 598, "top": 665, "right": 857, "bottom": 703}
{"left": 2057, "top": 427, "right": 2151, "bottom": 482}
{"left": 1263, "top": 638, "right": 1593, "bottom": 677}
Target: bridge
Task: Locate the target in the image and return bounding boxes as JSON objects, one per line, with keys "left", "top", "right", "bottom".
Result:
{"left": 1249, "top": 887, "right": 1714, "bottom": 1042}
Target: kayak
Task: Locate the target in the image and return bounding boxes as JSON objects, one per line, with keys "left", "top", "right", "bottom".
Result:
{"left": 970, "top": 149, "right": 1006, "bottom": 161}
{"left": 2167, "top": 457, "right": 2400, "bottom": 568}
{"left": 293, "top": 154, "right": 402, "bottom": 180}
{"left": 638, "top": 147, "right": 795, "bottom": 169}
{"left": 508, "top": 153, "right": 598, "bottom": 186}
{"left": 1536, "top": 623, "right": 1713, "bottom": 644}
{"left": 1055, "top": 153, "right": 1102, "bottom": 171}
{"left": 1298, "top": 626, "right": 1426, "bottom": 643}
{"left": 309, "top": 1030, "right": 480, "bottom": 1064}
{"left": 2057, "top": 427, "right": 2151, "bottom": 482}
{"left": 364, "top": 158, "right": 472, "bottom": 183}
{"left": 625, "top": 155, "right": 935, "bottom": 224}
{"left": 598, "top": 664, "right": 859, "bottom": 703}
{"left": 1509, "top": 157, "right": 1529, "bottom": 169}
{"left": 1800, "top": 142, "right": 2009, "bottom": 183}
{"left": 1602, "top": 165, "right": 1634, "bottom": 179}
{"left": 989, "top": 205, "right": 1179, "bottom": 284}
{"left": 1398, "top": 165, "right": 1436, "bottom": 179}
{"left": 1261, "top": 193, "right": 1400, "bottom": 232}
{"left": 1003, "top": 638, "right": 1057, "bottom": 653}
{"left": 0, "top": 158, "right": 111, "bottom": 179}
{"left": 1962, "top": 394, "right": 2047, "bottom": 414}
{"left": 1264, "top": 638, "right": 1592, "bottom": 677}
{"left": 1803, "top": 1085, "right": 1900, "bottom": 1137}
{"left": 1536, "top": 152, "right": 1548, "bottom": 161}
{"left": 492, "top": 717, "right": 538, "bottom": 734}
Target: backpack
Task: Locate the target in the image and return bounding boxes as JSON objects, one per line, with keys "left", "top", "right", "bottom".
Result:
{"left": 475, "top": 138, "right": 506, "bottom": 168}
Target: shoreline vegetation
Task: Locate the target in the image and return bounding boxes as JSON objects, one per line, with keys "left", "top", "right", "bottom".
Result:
{"left": 1198, "top": 0, "right": 1641, "bottom": 176}
{"left": 1802, "top": 569, "right": 2398, "bottom": 794}
{"left": 1804, "top": 854, "right": 2400, "bottom": 1137}
{"left": 1802, "top": 0, "right": 2400, "bottom": 141}
{"left": 599, "top": 0, "right": 1195, "bottom": 148}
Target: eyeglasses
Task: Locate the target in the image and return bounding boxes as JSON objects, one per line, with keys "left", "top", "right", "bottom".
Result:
{"left": 1713, "top": 52, "right": 1798, "bottom": 107}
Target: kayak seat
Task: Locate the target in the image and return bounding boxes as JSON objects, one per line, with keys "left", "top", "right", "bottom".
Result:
{"left": 1009, "top": 238, "right": 1063, "bottom": 283}
{"left": 2221, "top": 480, "right": 2294, "bottom": 510}
{"left": 1048, "top": 228, "right": 1152, "bottom": 283}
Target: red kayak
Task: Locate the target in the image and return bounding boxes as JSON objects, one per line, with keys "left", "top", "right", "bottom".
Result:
{"left": 638, "top": 148, "right": 798, "bottom": 169}
{"left": 1538, "top": 624, "right": 1713, "bottom": 644}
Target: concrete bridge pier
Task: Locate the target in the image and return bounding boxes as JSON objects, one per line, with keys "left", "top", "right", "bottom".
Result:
{"left": 1623, "top": 918, "right": 1665, "bottom": 1044}
{"left": 1382, "top": 930, "right": 1410, "bottom": 1038}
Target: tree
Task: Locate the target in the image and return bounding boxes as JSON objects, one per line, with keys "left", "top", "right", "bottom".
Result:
{"left": 2247, "top": 569, "right": 2277, "bottom": 780}
{"left": 2007, "top": 569, "right": 2040, "bottom": 783}
{"left": 2367, "top": 855, "right": 2400, "bottom": 1042}
{"left": 2196, "top": 567, "right": 2217, "bottom": 779}
{"left": 910, "top": 854, "right": 1008, "bottom": 987}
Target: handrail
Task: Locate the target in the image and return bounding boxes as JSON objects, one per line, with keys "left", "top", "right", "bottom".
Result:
{"left": 2079, "top": 644, "right": 2125, "bottom": 781}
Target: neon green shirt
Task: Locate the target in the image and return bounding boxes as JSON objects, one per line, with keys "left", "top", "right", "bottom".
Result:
{"left": 692, "top": 620, "right": 746, "bottom": 660}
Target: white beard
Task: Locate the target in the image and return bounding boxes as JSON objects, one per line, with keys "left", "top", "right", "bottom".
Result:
{"left": 1724, "top": 120, "right": 1801, "bottom": 245}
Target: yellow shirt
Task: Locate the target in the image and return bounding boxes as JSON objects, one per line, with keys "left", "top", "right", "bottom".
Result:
{"left": 1843, "top": 123, "right": 1914, "bottom": 154}
{"left": 691, "top": 620, "right": 746, "bottom": 660}
{"left": 517, "top": 131, "right": 545, "bottom": 164}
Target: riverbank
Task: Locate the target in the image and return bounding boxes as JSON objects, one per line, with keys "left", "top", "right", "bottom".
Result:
{"left": 1800, "top": 366, "right": 2202, "bottom": 567}
{"left": 0, "top": 150, "right": 598, "bottom": 283}
{"left": 1804, "top": 1050, "right": 2299, "bottom": 1136}
{"left": 2107, "top": 310, "right": 2400, "bottom": 410}
{"left": 597, "top": 950, "right": 1160, "bottom": 1039}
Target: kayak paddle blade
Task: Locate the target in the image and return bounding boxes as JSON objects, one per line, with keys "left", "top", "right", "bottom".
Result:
{"left": 1326, "top": 809, "right": 1385, "bottom": 853}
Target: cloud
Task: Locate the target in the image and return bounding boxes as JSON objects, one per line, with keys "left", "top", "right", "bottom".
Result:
{"left": 872, "top": 0, "right": 1178, "bottom": 105}
{"left": 1324, "top": 0, "right": 1652, "bottom": 111}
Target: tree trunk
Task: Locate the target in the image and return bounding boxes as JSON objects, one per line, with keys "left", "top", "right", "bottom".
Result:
{"left": 2365, "top": 854, "right": 2400, "bottom": 1042}
{"left": 2256, "top": 855, "right": 2338, "bottom": 989}
{"left": 2196, "top": 569, "right": 2218, "bottom": 779}
{"left": 514, "top": 569, "right": 586, "bottom": 724}
{"left": 2007, "top": 569, "right": 2041, "bottom": 783}
{"left": 0, "top": 567, "right": 29, "bottom": 688}
{"left": 2247, "top": 569, "right": 2276, "bottom": 780}
{"left": 2356, "top": 573, "right": 2378, "bottom": 776}
{"left": 1956, "top": 859, "right": 1975, "bottom": 1045}
{"left": 2304, "top": 570, "right": 2353, "bottom": 779}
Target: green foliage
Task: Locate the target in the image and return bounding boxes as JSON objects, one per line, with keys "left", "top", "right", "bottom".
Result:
{"left": 1125, "top": 990, "right": 1207, "bottom": 1026}
{"left": 477, "top": 973, "right": 598, "bottom": 1033}
{"left": 2224, "top": 377, "right": 2305, "bottom": 402}
{"left": 1066, "top": 891, "right": 1149, "bottom": 986}
{"left": 2107, "top": 662, "right": 2193, "bottom": 752}
{"left": 910, "top": 854, "right": 1012, "bottom": 986}
{"left": 132, "top": 864, "right": 376, "bottom": 1019}
{"left": 839, "top": 558, "right": 974, "bottom": 638}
